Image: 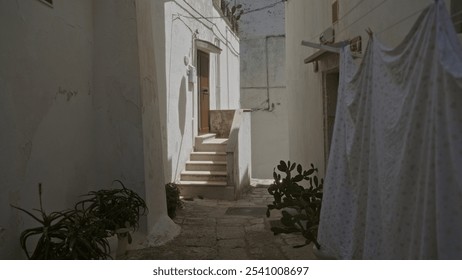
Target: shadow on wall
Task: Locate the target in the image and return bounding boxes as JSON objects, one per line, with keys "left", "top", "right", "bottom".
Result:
{"left": 178, "top": 77, "right": 187, "bottom": 136}
{"left": 172, "top": 77, "right": 188, "bottom": 181}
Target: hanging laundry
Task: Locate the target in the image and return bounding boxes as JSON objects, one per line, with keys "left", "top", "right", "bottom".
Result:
{"left": 318, "top": 0, "right": 462, "bottom": 259}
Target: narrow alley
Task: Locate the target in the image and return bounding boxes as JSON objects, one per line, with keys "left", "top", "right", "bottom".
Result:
{"left": 123, "top": 181, "right": 316, "bottom": 260}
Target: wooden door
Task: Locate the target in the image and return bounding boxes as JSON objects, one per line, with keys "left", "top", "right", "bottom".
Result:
{"left": 198, "top": 50, "right": 210, "bottom": 134}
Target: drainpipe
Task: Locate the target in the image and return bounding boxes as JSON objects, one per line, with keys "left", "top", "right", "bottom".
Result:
{"left": 226, "top": 27, "right": 230, "bottom": 108}
{"left": 191, "top": 29, "right": 199, "bottom": 142}
{"left": 265, "top": 36, "right": 270, "bottom": 111}
{"left": 265, "top": 34, "right": 285, "bottom": 111}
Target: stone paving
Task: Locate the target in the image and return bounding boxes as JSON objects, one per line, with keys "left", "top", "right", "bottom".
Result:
{"left": 123, "top": 180, "right": 316, "bottom": 260}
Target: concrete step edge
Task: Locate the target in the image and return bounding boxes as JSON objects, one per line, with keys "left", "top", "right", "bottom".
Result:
{"left": 181, "top": 170, "right": 227, "bottom": 176}
{"left": 186, "top": 161, "right": 227, "bottom": 165}
{"left": 178, "top": 180, "right": 228, "bottom": 186}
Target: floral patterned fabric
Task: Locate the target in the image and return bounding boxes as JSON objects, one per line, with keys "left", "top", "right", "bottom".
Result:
{"left": 318, "top": 0, "right": 462, "bottom": 259}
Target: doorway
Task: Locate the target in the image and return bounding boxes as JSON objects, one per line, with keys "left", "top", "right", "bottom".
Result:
{"left": 323, "top": 70, "right": 339, "bottom": 167}
{"left": 197, "top": 50, "right": 210, "bottom": 134}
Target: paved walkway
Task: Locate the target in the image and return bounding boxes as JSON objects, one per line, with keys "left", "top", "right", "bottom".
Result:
{"left": 123, "top": 180, "right": 316, "bottom": 260}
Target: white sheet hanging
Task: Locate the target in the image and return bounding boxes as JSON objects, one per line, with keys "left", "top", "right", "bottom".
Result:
{"left": 318, "top": 0, "right": 462, "bottom": 259}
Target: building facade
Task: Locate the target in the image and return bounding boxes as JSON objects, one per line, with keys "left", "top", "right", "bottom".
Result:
{"left": 236, "top": 0, "right": 289, "bottom": 178}
{"left": 0, "top": 0, "right": 241, "bottom": 259}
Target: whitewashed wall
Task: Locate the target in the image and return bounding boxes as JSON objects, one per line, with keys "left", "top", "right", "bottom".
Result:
{"left": 285, "top": 0, "right": 454, "bottom": 176}
{"left": 236, "top": 0, "right": 288, "bottom": 178}
{"left": 154, "top": 0, "right": 241, "bottom": 183}
{"left": 93, "top": 0, "right": 145, "bottom": 216}
{"left": 0, "top": 0, "right": 96, "bottom": 259}
{"left": 0, "top": 0, "right": 177, "bottom": 259}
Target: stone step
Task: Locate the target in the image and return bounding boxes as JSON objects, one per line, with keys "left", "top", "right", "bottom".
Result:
{"left": 195, "top": 133, "right": 217, "bottom": 147}
{"left": 180, "top": 170, "right": 227, "bottom": 182}
{"left": 190, "top": 151, "right": 227, "bottom": 162}
{"left": 195, "top": 139, "right": 227, "bottom": 152}
{"left": 204, "top": 138, "right": 228, "bottom": 145}
{"left": 178, "top": 180, "right": 228, "bottom": 187}
{"left": 185, "top": 161, "right": 227, "bottom": 171}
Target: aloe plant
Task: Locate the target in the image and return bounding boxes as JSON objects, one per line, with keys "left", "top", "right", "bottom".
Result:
{"left": 11, "top": 183, "right": 111, "bottom": 259}
{"left": 267, "top": 161, "right": 324, "bottom": 249}
{"left": 75, "top": 180, "right": 148, "bottom": 244}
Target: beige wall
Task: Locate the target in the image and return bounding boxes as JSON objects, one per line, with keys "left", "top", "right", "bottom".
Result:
{"left": 285, "top": 0, "right": 455, "bottom": 176}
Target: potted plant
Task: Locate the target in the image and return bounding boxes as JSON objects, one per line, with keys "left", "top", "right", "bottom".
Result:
{"left": 165, "top": 182, "right": 183, "bottom": 219}
{"left": 75, "top": 180, "right": 148, "bottom": 256}
{"left": 266, "top": 161, "right": 323, "bottom": 250}
{"left": 11, "top": 183, "right": 111, "bottom": 259}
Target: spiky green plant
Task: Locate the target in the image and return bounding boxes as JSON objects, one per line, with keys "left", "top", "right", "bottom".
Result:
{"left": 267, "top": 161, "right": 324, "bottom": 249}
{"left": 75, "top": 180, "right": 148, "bottom": 244}
{"left": 11, "top": 183, "right": 111, "bottom": 259}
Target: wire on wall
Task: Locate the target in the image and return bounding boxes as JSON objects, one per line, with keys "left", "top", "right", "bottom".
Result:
{"left": 376, "top": 6, "right": 429, "bottom": 35}
{"left": 240, "top": 0, "right": 284, "bottom": 15}
{"left": 336, "top": 0, "right": 389, "bottom": 35}
{"left": 307, "top": 0, "right": 461, "bottom": 44}
{"left": 173, "top": 0, "right": 240, "bottom": 56}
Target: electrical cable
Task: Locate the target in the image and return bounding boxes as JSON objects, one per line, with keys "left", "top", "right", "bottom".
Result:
{"left": 337, "top": 0, "right": 389, "bottom": 35}
{"left": 240, "top": 0, "right": 284, "bottom": 15}
{"left": 307, "top": 0, "right": 461, "bottom": 43}
{"left": 174, "top": 0, "right": 240, "bottom": 56}
{"left": 376, "top": 6, "right": 429, "bottom": 35}
{"left": 307, "top": 0, "right": 368, "bottom": 42}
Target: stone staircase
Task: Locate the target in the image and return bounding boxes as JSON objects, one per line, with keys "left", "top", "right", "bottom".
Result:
{"left": 178, "top": 133, "right": 234, "bottom": 200}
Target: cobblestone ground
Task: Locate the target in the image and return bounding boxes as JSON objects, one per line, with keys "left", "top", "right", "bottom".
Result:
{"left": 123, "top": 181, "right": 316, "bottom": 260}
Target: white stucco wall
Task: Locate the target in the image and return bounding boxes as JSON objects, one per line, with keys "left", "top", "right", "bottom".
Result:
{"left": 0, "top": 0, "right": 172, "bottom": 259}
{"left": 0, "top": 0, "right": 95, "bottom": 259}
{"left": 237, "top": 0, "right": 288, "bottom": 179}
{"left": 92, "top": 0, "right": 147, "bottom": 230}
{"left": 155, "top": 0, "right": 240, "bottom": 183}
{"left": 285, "top": 0, "right": 454, "bottom": 176}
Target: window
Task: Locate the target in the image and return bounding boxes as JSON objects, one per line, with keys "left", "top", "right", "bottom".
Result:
{"left": 323, "top": 71, "right": 339, "bottom": 167}
{"left": 452, "top": 0, "right": 462, "bottom": 33}
{"left": 332, "top": 1, "right": 339, "bottom": 24}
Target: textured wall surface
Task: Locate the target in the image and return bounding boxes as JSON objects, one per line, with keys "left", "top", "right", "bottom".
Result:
{"left": 237, "top": 0, "right": 288, "bottom": 178}
{"left": 210, "top": 110, "right": 235, "bottom": 138}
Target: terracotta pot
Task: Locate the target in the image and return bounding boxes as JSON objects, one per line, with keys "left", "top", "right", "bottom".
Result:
{"left": 115, "top": 228, "right": 131, "bottom": 257}
{"left": 106, "top": 235, "right": 118, "bottom": 259}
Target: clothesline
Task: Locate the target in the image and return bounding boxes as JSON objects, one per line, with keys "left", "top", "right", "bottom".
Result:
{"left": 307, "top": 0, "right": 461, "bottom": 45}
